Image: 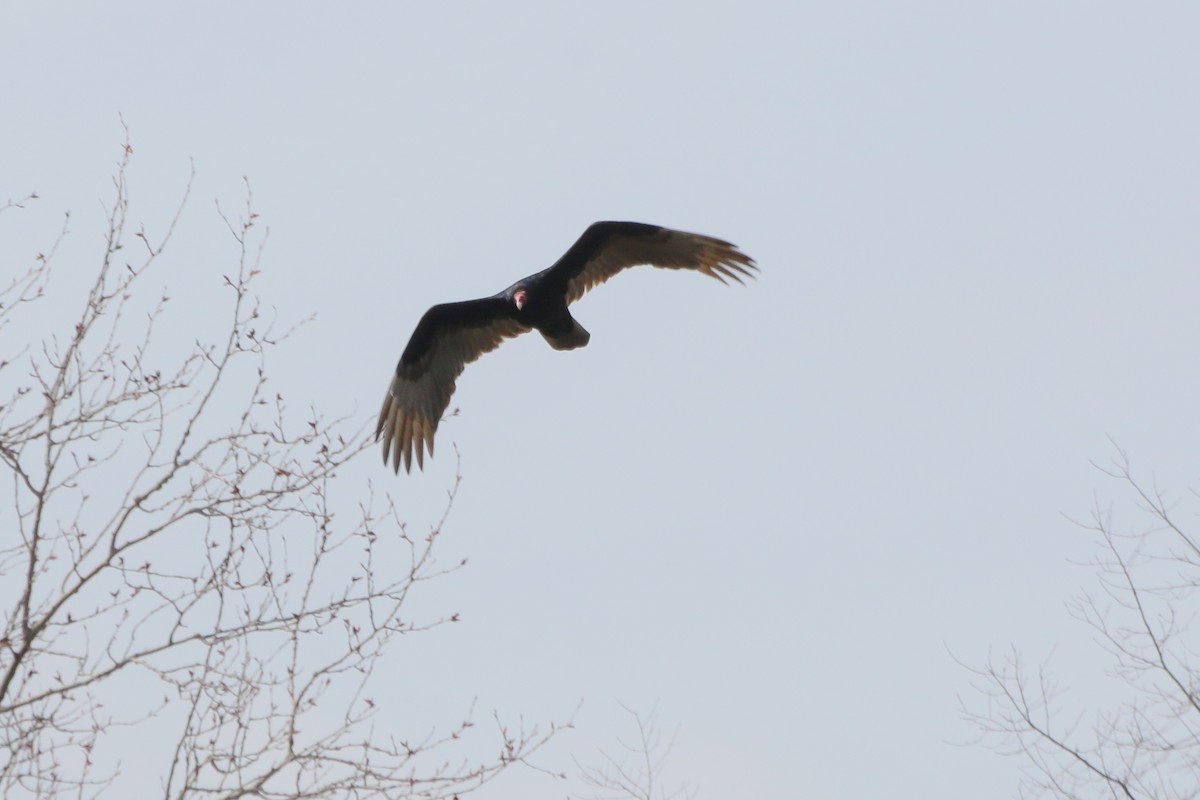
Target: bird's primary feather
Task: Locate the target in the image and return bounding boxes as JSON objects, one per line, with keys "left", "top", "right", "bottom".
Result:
{"left": 376, "top": 221, "right": 756, "bottom": 473}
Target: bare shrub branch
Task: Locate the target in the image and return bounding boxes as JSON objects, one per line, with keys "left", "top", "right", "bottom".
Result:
{"left": 962, "top": 446, "right": 1200, "bottom": 799}
{"left": 0, "top": 137, "right": 560, "bottom": 799}
{"left": 573, "top": 704, "right": 692, "bottom": 800}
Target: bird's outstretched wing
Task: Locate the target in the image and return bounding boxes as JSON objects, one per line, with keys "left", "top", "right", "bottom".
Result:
{"left": 544, "top": 221, "right": 757, "bottom": 305}
{"left": 377, "top": 298, "right": 530, "bottom": 473}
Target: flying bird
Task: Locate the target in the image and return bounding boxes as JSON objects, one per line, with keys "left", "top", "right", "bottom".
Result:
{"left": 376, "top": 221, "right": 756, "bottom": 472}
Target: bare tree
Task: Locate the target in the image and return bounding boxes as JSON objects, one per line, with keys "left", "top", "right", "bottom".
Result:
{"left": 0, "top": 137, "right": 561, "bottom": 799}
{"left": 572, "top": 704, "right": 692, "bottom": 800}
{"left": 962, "top": 446, "right": 1200, "bottom": 799}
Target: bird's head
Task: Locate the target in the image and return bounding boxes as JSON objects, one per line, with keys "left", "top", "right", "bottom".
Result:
{"left": 512, "top": 288, "right": 528, "bottom": 311}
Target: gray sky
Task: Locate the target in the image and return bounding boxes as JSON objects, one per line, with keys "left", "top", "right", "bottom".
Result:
{"left": 4, "top": 2, "right": 1200, "bottom": 797}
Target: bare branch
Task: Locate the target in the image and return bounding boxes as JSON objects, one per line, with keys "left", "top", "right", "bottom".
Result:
{"left": 574, "top": 704, "right": 692, "bottom": 800}
{"left": 0, "top": 137, "right": 562, "bottom": 800}
{"left": 962, "top": 448, "right": 1200, "bottom": 799}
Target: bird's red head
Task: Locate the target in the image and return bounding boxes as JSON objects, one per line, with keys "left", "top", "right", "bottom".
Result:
{"left": 512, "top": 289, "right": 527, "bottom": 311}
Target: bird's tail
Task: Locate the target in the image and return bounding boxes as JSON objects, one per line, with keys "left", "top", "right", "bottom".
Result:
{"left": 540, "top": 315, "right": 591, "bottom": 351}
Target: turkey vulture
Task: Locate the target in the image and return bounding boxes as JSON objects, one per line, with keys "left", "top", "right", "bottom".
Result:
{"left": 376, "top": 221, "right": 756, "bottom": 472}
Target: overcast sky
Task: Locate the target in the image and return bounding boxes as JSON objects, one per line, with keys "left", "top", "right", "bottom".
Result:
{"left": 4, "top": 2, "right": 1199, "bottom": 797}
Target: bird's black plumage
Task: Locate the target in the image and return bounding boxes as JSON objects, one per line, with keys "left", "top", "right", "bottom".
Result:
{"left": 376, "top": 221, "right": 756, "bottom": 472}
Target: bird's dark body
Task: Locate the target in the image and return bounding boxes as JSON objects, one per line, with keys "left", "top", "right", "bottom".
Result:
{"left": 502, "top": 271, "right": 591, "bottom": 351}
{"left": 377, "top": 221, "right": 755, "bottom": 472}
{"left": 400, "top": 223, "right": 659, "bottom": 369}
